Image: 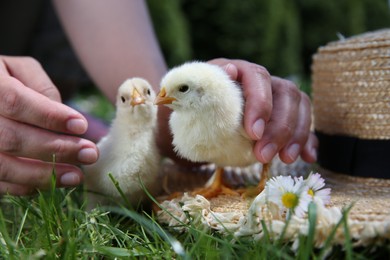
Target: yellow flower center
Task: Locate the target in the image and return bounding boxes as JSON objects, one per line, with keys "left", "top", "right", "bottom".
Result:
{"left": 308, "top": 188, "right": 314, "bottom": 197}
{"left": 281, "top": 192, "right": 299, "bottom": 209}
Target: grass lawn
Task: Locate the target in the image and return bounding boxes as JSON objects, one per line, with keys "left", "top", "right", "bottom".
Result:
{"left": 0, "top": 176, "right": 389, "bottom": 259}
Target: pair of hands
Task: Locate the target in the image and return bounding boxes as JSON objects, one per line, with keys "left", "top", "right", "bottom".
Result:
{"left": 0, "top": 55, "right": 317, "bottom": 196}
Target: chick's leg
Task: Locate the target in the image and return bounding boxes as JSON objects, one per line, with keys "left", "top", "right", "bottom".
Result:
{"left": 191, "top": 167, "right": 238, "bottom": 199}
{"left": 240, "top": 163, "right": 270, "bottom": 198}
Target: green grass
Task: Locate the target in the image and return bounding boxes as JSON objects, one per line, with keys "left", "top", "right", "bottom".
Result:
{"left": 1, "top": 176, "right": 389, "bottom": 260}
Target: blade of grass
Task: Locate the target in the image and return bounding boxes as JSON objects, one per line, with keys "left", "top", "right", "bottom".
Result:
{"left": 14, "top": 207, "right": 29, "bottom": 247}
{"left": 300, "top": 202, "right": 317, "bottom": 259}
{"left": 62, "top": 196, "right": 77, "bottom": 260}
{"left": 108, "top": 173, "right": 132, "bottom": 208}
{"left": 0, "top": 209, "right": 16, "bottom": 259}
{"left": 37, "top": 191, "right": 53, "bottom": 249}
{"left": 275, "top": 210, "right": 292, "bottom": 247}
{"left": 93, "top": 245, "right": 152, "bottom": 257}
{"left": 318, "top": 203, "right": 354, "bottom": 258}
{"left": 35, "top": 163, "right": 62, "bottom": 253}
{"left": 107, "top": 206, "right": 187, "bottom": 259}
{"left": 342, "top": 205, "right": 353, "bottom": 260}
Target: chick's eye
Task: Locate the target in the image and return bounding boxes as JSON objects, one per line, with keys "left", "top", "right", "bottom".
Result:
{"left": 147, "top": 89, "right": 151, "bottom": 95}
{"left": 121, "top": 96, "right": 126, "bottom": 103}
{"left": 178, "top": 85, "right": 189, "bottom": 93}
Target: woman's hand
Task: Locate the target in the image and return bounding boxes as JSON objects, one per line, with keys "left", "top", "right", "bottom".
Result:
{"left": 0, "top": 56, "right": 98, "bottom": 195}
{"left": 209, "top": 58, "right": 318, "bottom": 164}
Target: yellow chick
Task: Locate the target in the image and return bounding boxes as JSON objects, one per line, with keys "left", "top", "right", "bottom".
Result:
{"left": 155, "top": 61, "right": 269, "bottom": 199}
{"left": 84, "top": 78, "right": 161, "bottom": 210}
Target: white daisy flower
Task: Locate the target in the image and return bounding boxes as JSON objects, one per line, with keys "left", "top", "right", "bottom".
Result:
{"left": 304, "top": 172, "right": 331, "bottom": 205}
{"left": 266, "top": 175, "right": 311, "bottom": 218}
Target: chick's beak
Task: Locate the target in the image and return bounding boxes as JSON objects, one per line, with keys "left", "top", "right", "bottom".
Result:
{"left": 154, "top": 87, "right": 177, "bottom": 105}
{"left": 130, "top": 88, "right": 145, "bottom": 106}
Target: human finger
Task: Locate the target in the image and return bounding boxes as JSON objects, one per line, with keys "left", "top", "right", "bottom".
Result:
{"left": 209, "top": 58, "right": 273, "bottom": 140}
{"left": 0, "top": 116, "right": 98, "bottom": 164}
{"left": 0, "top": 76, "right": 88, "bottom": 135}
{"left": 253, "top": 77, "right": 301, "bottom": 163}
{"left": 0, "top": 153, "right": 84, "bottom": 195}
{"left": 0, "top": 56, "right": 61, "bottom": 102}
{"left": 300, "top": 132, "right": 318, "bottom": 163}
{"left": 278, "top": 91, "right": 312, "bottom": 163}
{"left": 0, "top": 182, "right": 35, "bottom": 196}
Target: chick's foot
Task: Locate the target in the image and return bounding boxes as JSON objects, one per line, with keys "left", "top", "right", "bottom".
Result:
{"left": 238, "top": 163, "right": 270, "bottom": 198}
{"left": 190, "top": 184, "right": 239, "bottom": 199}
{"left": 191, "top": 167, "right": 239, "bottom": 199}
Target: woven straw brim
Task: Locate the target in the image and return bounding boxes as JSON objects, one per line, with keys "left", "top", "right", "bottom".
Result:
{"left": 312, "top": 29, "right": 390, "bottom": 140}
{"left": 156, "top": 160, "right": 390, "bottom": 246}
{"left": 316, "top": 167, "right": 390, "bottom": 222}
{"left": 182, "top": 168, "right": 390, "bottom": 222}
{"left": 204, "top": 169, "right": 390, "bottom": 222}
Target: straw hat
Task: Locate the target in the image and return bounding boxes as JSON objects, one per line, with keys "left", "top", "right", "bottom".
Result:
{"left": 155, "top": 29, "right": 390, "bottom": 249}
{"left": 310, "top": 29, "right": 390, "bottom": 240}
{"left": 311, "top": 29, "right": 390, "bottom": 177}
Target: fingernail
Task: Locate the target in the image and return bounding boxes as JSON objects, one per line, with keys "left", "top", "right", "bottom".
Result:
{"left": 252, "top": 119, "right": 265, "bottom": 139}
{"left": 67, "top": 118, "right": 88, "bottom": 134}
{"left": 260, "top": 143, "right": 277, "bottom": 162}
{"left": 78, "top": 148, "right": 98, "bottom": 163}
{"left": 287, "top": 143, "right": 300, "bottom": 161}
{"left": 60, "top": 172, "right": 81, "bottom": 186}
{"left": 223, "top": 63, "right": 234, "bottom": 72}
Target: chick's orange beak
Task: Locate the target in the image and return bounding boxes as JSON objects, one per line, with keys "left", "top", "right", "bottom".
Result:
{"left": 130, "top": 88, "right": 145, "bottom": 106}
{"left": 154, "top": 87, "right": 177, "bottom": 105}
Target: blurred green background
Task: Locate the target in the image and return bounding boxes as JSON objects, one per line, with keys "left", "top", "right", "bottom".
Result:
{"left": 147, "top": 0, "right": 390, "bottom": 93}
{"left": 75, "top": 0, "right": 389, "bottom": 120}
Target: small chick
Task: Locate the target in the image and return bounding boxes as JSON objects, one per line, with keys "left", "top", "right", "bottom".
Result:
{"left": 84, "top": 78, "right": 161, "bottom": 210}
{"left": 155, "top": 61, "right": 269, "bottom": 199}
